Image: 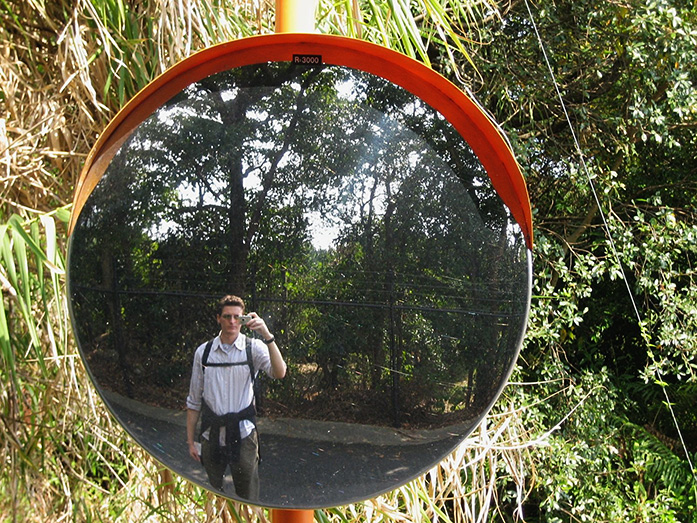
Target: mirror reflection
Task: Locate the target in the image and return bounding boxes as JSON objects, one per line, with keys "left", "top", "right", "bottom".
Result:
{"left": 68, "top": 61, "right": 531, "bottom": 508}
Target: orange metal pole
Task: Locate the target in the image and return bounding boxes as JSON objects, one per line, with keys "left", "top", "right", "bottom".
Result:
{"left": 270, "top": 509, "right": 316, "bottom": 523}
{"left": 273, "top": 3, "right": 318, "bottom": 522}
{"left": 275, "top": 0, "right": 317, "bottom": 33}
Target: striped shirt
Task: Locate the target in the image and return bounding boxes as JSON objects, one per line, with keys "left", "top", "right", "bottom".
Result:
{"left": 187, "top": 333, "right": 272, "bottom": 443}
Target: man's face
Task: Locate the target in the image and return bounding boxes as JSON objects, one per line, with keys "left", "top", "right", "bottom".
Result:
{"left": 217, "top": 305, "right": 244, "bottom": 339}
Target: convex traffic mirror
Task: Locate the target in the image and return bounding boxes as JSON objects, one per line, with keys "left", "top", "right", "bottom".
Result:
{"left": 67, "top": 34, "right": 533, "bottom": 509}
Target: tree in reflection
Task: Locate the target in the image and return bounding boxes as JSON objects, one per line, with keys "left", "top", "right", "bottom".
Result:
{"left": 69, "top": 63, "right": 529, "bottom": 428}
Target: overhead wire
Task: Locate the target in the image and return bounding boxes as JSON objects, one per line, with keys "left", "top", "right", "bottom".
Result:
{"left": 522, "top": 0, "right": 696, "bottom": 488}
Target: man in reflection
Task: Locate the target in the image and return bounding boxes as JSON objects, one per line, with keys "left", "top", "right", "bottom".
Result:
{"left": 186, "top": 295, "right": 286, "bottom": 499}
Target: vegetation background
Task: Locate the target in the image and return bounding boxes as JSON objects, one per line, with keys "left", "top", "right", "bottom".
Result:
{"left": 1, "top": 0, "right": 696, "bottom": 521}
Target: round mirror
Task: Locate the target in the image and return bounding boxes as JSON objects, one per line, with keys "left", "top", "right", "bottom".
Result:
{"left": 67, "top": 34, "right": 532, "bottom": 509}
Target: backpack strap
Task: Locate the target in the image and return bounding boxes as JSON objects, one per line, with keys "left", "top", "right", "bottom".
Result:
{"left": 201, "top": 339, "right": 215, "bottom": 372}
{"left": 201, "top": 337, "right": 256, "bottom": 384}
{"left": 245, "top": 336, "right": 255, "bottom": 388}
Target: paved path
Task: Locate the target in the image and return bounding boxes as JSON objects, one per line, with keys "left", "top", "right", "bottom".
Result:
{"left": 104, "top": 389, "right": 473, "bottom": 508}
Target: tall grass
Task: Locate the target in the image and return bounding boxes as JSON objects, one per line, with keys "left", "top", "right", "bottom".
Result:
{"left": 0, "top": 208, "right": 117, "bottom": 521}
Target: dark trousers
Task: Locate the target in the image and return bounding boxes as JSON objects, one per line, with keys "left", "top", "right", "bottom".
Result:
{"left": 201, "top": 430, "right": 259, "bottom": 500}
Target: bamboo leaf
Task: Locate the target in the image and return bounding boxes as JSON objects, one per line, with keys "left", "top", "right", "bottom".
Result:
{"left": 0, "top": 225, "right": 18, "bottom": 387}
{"left": 7, "top": 214, "right": 64, "bottom": 275}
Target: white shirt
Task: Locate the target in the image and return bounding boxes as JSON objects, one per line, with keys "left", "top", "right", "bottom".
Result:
{"left": 186, "top": 333, "right": 272, "bottom": 442}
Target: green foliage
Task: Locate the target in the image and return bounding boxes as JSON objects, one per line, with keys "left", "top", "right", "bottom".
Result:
{"left": 499, "top": 369, "right": 697, "bottom": 522}
{"left": 0, "top": 209, "right": 129, "bottom": 520}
